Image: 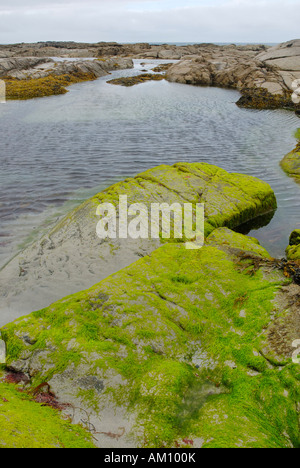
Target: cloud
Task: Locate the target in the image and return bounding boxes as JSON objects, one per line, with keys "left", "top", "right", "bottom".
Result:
{"left": 0, "top": 0, "right": 299, "bottom": 44}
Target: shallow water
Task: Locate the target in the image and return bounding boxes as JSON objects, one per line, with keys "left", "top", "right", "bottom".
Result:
{"left": 0, "top": 59, "right": 299, "bottom": 267}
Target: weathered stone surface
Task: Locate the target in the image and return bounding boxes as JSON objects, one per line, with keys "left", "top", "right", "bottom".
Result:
{"left": 0, "top": 163, "right": 276, "bottom": 325}
{"left": 165, "top": 40, "right": 300, "bottom": 109}
{"left": 257, "top": 40, "right": 300, "bottom": 72}
{"left": 166, "top": 53, "right": 288, "bottom": 94}
{"left": 2, "top": 229, "right": 300, "bottom": 448}
{"left": 0, "top": 57, "right": 53, "bottom": 78}
{"left": 0, "top": 41, "right": 267, "bottom": 60}
{"left": 0, "top": 57, "right": 133, "bottom": 80}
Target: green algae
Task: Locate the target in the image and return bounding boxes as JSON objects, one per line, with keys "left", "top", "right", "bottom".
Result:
{"left": 286, "top": 228, "right": 300, "bottom": 260}
{"left": 206, "top": 227, "right": 272, "bottom": 259}
{"left": 281, "top": 142, "right": 300, "bottom": 181}
{"left": 0, "top": 381, "right": 95, "bottom": 448}
{"left": 294, "top": 128, "right": 300, "bottom": 140}
{"left": 1, "top": 228, "right": 298, "bottom": 448}
{"left": 88, "top": 162, "right": 276, "bottom": 239}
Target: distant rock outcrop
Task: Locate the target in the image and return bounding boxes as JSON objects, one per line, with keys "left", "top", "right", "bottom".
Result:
{"left": 165, "top": 40, "right": 300, "bottom": 109}
{"left": 0, "top": 57, "right": 133, "bottom": 80}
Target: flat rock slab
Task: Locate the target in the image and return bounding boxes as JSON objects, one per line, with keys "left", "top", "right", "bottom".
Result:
{"left": 257, "top": 40, "right": 300, "bottom": 71}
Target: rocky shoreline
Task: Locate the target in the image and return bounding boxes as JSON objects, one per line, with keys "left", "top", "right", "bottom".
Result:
{"left": 1, "top": 40, "right": 300, "bottom": 448}
{"left": 0, "top": 40, "right": 299, "bottom": 111}
{"left": 0, "top": 57, "right": 133, "bottom": 99}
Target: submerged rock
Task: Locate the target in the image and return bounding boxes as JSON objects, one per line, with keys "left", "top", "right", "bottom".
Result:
{"left": 107, "top": 73, "right": 165, "bottom": 87}
{"left": 2, "top": 228, "right": 300, "bottom": 448}
{"left": 0, "top": 163, "right": 276, "bottom": 324}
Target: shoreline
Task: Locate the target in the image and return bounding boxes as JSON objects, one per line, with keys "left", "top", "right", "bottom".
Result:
{"left": 0, "top": 40, "right": 299, "bottom": 113}
{"left": 1, "top": 39, "right": 300, "bottom": 449}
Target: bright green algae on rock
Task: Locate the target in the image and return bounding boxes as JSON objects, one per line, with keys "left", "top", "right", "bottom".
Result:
{"left": 52, "top": 161, "right": 277, "bottom": 239}
{"left": 286, "top": 229, "right": 300, "bottom": 260}
{"left": 89, "top": 162, "right": 277, "bottom": 242}
{"left": 206, "top": 227, "right": 272, "bottom": 259}
{"left": 2, "top": 228, "right": 299, "bottom": 448}
{"left": 280, "top": 142, "right": 300, "bottom": 181}
{"left": 0, "top": 161, "right": 277, "bottom": 323}
{"left": 0, "top": 380, "right": 95, "bottom": 448}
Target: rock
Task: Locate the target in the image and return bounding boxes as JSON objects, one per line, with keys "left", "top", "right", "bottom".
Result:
{"left": 0, "top": 57, "right": 54, "bottom": 78}
{"left": 2, "top": 228, "right": 300, "bottom": 448}
{"left": 166, "top": 60, "right": 213, "bottom": 86}
{"left": 0, "top": 57, "right": 133, "bottom": 81}
{"left": 236, "top": 87, "right": 298, "bottom": 110}
{"left": 157, "top": 49, "right": 182, "bottom": 60}
{"left": 152, "top": 63, "right": 173, "bottom": 73}
{"left": 3, "top": 57, "right": 134, "bottom": 100}
{"left": 257, "top": 40, "right": 300, "bottom": 72}
{"left": 289, "top": 229, "right": 300, "bottom": 246}
{"left": 280, "top": 142, "right": 300, "bottom": 179}
{"left": 0, "top": 163, "right": 276, "bottom": 325}
{"left": 286, "top": 229, "right": 300, "bottom": 260}
{"left": 166, "top": 55, "right": 286, "bottom": 93}
{"left": 107, "top": 73, "right": 165, "bottom": 87}
{"left": 165, "top": 40, "right": 300, "bottom": 110}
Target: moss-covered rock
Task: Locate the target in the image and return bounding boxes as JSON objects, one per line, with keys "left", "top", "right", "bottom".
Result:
{"left": 286, "top": 229, "right": 300, "bottom": 260}
{"left": 0, "top": 377, "right": 95, "bottom": 448}
{"left": 289, "top": 229, "right": 300, "bottom": 246}
{"left": 205, "top": 226, "right": 272, "bottom": 259}
{"left": 280, "top": 142, "right": 300, "bottom": 181}
{"left": 2, "top": 229, "right": 300, "bottom": 448}
{"left": 0, "top": 162, "right": 277, "bottom": 322}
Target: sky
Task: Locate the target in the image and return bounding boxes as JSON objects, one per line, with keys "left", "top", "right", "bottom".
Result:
{"left": 0, "top": 0, "right": 299, "bottom": 45}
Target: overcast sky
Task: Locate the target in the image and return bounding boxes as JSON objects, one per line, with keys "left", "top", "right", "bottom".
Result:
{"left": 0, "top": 0, "right": 299, "bottom": 44}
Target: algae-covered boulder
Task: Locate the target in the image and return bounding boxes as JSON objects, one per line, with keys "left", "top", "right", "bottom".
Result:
{"left": 0, "top": 163, "right": 276, "bottom": 325}
{"left": 286, "top": 229, "right": 300, "bottom": 260}
{"left": 281, "top": 143, "right": 300, "bottom": 180}
{"left": 2, "top": 229, "right": 300, "bottom": 448}
{"left": 0, "top": 379, "right": 95, "bottom": 448}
